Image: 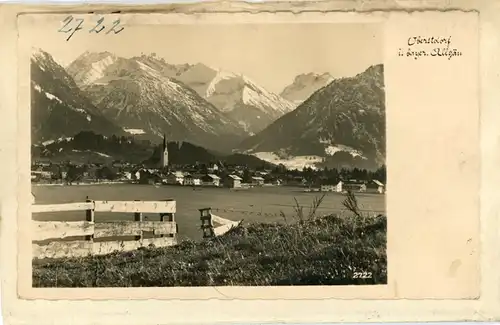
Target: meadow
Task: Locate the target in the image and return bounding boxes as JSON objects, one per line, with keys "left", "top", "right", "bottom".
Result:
{"left": 32, "top": 189, "right": 387, "bottom": 287}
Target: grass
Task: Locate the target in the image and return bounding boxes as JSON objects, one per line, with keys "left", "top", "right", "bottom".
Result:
{"left": 32, "top": 191, "right": 387, "bottom": 287}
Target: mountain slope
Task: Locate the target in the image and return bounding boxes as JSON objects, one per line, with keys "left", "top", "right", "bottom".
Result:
{"left": 129, "top": 57, "right": 294, "bottom": 135}
{"left": 66, "top": 52, "right": 248, "bottom": 153}
{"left": 31, "top": 49, "right": 124, "bottom": 144}
{"left": 280, "top": 72, "right": 335, "bottom": 105}
{"left": 174, "top": 63, "right": 295, "bottom": 134}
{"left": 238, "top": 64, "right": 385, "bottom": 170}
{"left": 33, "top": 130, "right": 274, "bottom": 168}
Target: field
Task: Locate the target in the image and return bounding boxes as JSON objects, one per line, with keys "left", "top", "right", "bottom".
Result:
{"left": 32, "top": 184, "right": 386, "bottom": 241}
{"left": 32, "top": 184, "right": 387, "bottom": 287}
{"left": 32, "top": 194, "right": 387, "bottom": 287}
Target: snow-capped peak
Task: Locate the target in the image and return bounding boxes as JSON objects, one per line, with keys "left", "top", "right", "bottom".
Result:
{"left": 66, "top": 51, "right": 119, "bottom": 87}
{"left": 203, "top": 69, "right": 294, "bottom": 115}
{"left": 83, "top": 55, "right": 117, "bottom": 85}
{"left": 205, "top": 69, "right": 239, "bottom": 97}
{"left": 280, "top": 71, "right": 336, "bottom": 105}
{"left": 240, "top": 76, "right": 294, "bottom": 114}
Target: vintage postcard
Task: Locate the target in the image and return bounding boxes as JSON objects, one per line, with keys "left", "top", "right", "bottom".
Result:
{"left": 28, "top": 16, "right": 389, "bottom": 289}
{"left": 1, "top": 0, "right": 500, "bottom": 324}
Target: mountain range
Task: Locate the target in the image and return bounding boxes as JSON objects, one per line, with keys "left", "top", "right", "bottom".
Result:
{"left": 238, "top": 64, "right": 385, "bottom": 170}
{"left": 65, "top": 52, "right": 249, "bottom": 152}
{"left": 31, "top": 49, "right": 385, "bottom": 170}
{"left": 177, "top": 63, "right": 295, "bottom": 134}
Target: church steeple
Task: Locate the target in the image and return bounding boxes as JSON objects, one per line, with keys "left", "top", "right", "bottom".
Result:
{"left": 160, "top": 134, "right": 168, "bottom": 168}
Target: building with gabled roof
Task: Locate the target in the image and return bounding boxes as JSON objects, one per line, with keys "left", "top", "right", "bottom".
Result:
{"left": 224, "top": 174, "right": 242, "bottom": 188}
{"left": 201, "top": 174, "right": 221, "bottom": 187}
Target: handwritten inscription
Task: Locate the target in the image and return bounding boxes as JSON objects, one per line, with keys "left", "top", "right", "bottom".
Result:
{"left": 58, "top": 16, "right": 124, "bottom": 41}
{"left": 398, "top": 36, "right": 462, "bottom": 60}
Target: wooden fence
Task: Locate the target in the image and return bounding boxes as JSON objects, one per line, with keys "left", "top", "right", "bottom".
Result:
{"left": 199, "top": 207, "right": 241, "bottom": 238}
{"left": 32, "top": 198, "right": 177, "bottom": 259}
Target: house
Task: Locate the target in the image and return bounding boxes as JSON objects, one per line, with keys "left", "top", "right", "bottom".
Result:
{"left": 208, "top": 163, "right": 219, "bottom": 173}
{"left": 184, "top": 174, "right": 202, "bottom": 186}
{"left": 321, "top": 184, "right": 338, "bottom": 192}
{"left": 31, "top": 170, "right": 52, "bottom": 180}
{"left": 251, "top": 176, "right": 265, "bottom": 186}
{"left": 137, "top": 169, "right": 162, "bottom": 185}
{"left": 224, "top": 174, "right": 242, "bottom": 188}
{"left": 132, "top": 170, "right": 141, "bottom": 181}
{"left": 336, "top": 180, "right": 367, "bottom": 193}
{"left": 367, "top": 179, "right": 385, "bottom": 194}
{"left": 255, "top": 171, "right": 269, "bottom": 177}
{"left": 320, "top": 179, "right": 343, "bottom": 192}
{"left": 137, "top": 169, "right": 151, "bottom": 184}
{"left": 165, "top": 171, "right": 185, "bottom": 185}
{"left": 201, "top": 174, "right": 221, "bottom": 187}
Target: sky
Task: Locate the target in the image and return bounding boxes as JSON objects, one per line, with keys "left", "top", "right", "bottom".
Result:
{"left": 26, "top": 22, "right": 382, "bottom": 93}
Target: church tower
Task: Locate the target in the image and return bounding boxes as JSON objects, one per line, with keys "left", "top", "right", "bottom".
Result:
{"left": 160, "top": 134, "right": 169, "bottom": 168}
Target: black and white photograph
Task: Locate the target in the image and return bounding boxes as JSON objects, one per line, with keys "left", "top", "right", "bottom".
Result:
{"left": 29, "top": 20, "right": 387, "bottom": 287}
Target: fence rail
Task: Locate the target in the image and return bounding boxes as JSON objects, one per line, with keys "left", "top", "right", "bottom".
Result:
{"left": 32, "top": 199, "right": 176, "bottom": 214}
{"left": 32, "top": 198, "right": 177, "bottom": 259}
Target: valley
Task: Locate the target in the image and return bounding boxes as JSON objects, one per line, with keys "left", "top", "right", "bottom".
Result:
{"left": 31, "top": 49, "right": 385, "bottom": 171}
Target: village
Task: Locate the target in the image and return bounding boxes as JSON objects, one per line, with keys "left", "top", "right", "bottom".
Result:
{"left": 31, "top": 135, "right": 385, "bottom": 193}
{"left": 31, "top": 159, "right": 385, "bottom": 194}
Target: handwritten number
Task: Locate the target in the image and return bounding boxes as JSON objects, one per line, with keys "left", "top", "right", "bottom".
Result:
{"left": 59, "top": 15, "right": 84, "bottom": 41}
{"left": 58, "top": 16, "right": 74, "bottom": 33}
{"left": 106, "top": 19, "right": 124, "bottom": 34}
{"left": 68, "top": 19, "right": 85, "bottom": 41}
{"left": 60, "top": 16, "right": 124, "bottom": 40}
{"left": 89, "top": 17, "right": 105, "bottom": 34}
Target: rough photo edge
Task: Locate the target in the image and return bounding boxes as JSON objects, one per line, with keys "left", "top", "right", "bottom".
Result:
{"left": 1, "top": 1, "right": 500, "bottom": 324}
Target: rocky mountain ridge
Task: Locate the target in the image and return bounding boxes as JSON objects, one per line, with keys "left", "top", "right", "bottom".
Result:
{"left": 280, "top": 72, "right": 335, "bottom": 105}
{"left": 238, "top": 64, "right": 386, "bottom": 170}
{"left": 31, "top": 49, "right": 125, "bottom": 144}
{"left": 66, "top": 52, "right": 249, "bottom": 152}
{"left": 131, "top": 56, "right": 295, "bottom": 134}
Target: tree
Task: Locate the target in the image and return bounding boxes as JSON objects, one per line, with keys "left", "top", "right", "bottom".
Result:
{"left": 50, "top": 165, "right": 62, "bottom": 180}
{"left": 242, "top": 169, "right": 252, "bottom": 183}
{"left": 374, "top": 165, "right": 386, "bottom": 183}
{"left": 66, "top": 165, "right": 84, "bottom": 184}
{"left": 97, "top": 166, "right": 118, "bottom": 180}
{"left": 276, "top": 163, "right": 287, "bottom": 174}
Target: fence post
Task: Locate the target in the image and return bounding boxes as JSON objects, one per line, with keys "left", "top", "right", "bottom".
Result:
{"left": 134, "top": 199, "right": 143, "bottom": 241}
{"left": 199, "top": 207, "right": 214, "bottom": 238}
{"left": 159, "top": 199, "right": 175, "bottom": 239}
{"left": 85, "top": 196, "right": 94, "bottom": 242}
